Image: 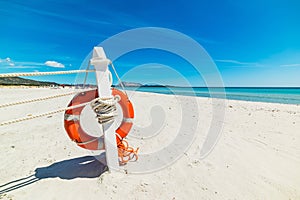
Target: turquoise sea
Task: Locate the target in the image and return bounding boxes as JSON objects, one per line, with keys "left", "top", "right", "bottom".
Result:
{"left": 121, "top": 87, "right": 300, "bottom": 105}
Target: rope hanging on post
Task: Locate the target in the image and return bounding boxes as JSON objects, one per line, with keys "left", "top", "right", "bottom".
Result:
{"left": 109, "top": 62, "right": 128, "bottom": 97}
{"left": 0, "top": 69, "right": 95, "bottom": 78}
{"left": 0, "top": 95, "right": 114, "bottom": 126}
{"left": 0, "top": 89, "right": 96, "bottom": 108}
{"left": 0, "top": 101, "right": 90, "bottom": 126}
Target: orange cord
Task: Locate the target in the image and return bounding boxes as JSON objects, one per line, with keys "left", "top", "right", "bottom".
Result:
{"left": 117, "top": 139, "right": 139, "bottom": 165}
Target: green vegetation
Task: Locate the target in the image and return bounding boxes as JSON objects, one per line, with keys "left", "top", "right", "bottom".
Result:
{"left": 0, "top": 77, "right": 58, "bottom": 86}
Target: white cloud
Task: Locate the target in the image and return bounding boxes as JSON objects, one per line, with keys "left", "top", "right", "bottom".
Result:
{"left": 0, "top": 57, "right": 14, "bottom": 67}
{"left": 215, "top": 59, "right": 264, "bottom": 68}
{"left": 44, "top": 61, "right": 65, "bottom": 68}
{"left": 9, "top": 65, "right": 39, "bottom": 69}
{"left": 0, "top": 57, "right": 66, "bottom": 69}
{"left": 0, "top": 57, "right": 11, "bottom": 63}
{"left": 216, "top": 59, "right": 256, "bottom": 65}
{"left": 17, "top": 61, "right": 44, "bottom": 66}
{"left": 280, "top": 63, "right": 300, "bottom": 67}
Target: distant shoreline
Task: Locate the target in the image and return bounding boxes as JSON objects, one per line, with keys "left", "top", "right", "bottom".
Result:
{"left": 117, "top": 85, "right": 300, "bottom": 89}
{"left": 1, "top": 84, "right": 300, "bottom": 89}
{"left": 1, "top": 86, "right": 299, "bottom": 105}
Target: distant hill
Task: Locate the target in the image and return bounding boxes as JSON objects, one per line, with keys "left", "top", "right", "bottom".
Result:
{"left": 114, "top": 82, "right": 174, "bottom": 87}
{"left": 115, "top": 82, "right": 143, "bottom": 87}
{"left": 0, "top": 77, "right": 59, "bottom": 86}
{"left": 0, "top": 77, "right": 175, "bottom": 87}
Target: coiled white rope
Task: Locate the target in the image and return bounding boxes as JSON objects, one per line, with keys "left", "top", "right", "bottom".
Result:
{"left": 90, "top": 96, "right": 119, "bottom": 125}
{"left": 0, "top": 70, "right": 95, "bottom": 78}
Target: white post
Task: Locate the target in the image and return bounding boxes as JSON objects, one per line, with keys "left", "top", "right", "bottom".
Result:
{"left": 90, "top": 47, "right": 119, "bottom": 171}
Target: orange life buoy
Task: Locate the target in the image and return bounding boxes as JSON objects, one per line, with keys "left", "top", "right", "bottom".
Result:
{"left": 64, "top": 88, "right": 134, "bottom": 150}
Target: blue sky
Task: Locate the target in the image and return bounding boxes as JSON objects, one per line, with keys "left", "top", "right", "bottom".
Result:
{"left": 0, "top": 0, "right": 300, "bottom": 86}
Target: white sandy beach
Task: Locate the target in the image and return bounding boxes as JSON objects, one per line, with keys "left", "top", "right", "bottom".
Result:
{"left": 0, "top": 87, "right": 300, "bottom": 200}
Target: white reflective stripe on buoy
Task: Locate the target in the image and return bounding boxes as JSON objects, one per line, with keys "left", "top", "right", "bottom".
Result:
{"left": 75, "top": 137, "right": 104, "bottom": 150}
{"left": 64, "top": 114, "right": 80, "bottom": 121}
{"left": 75, "top": 138, "right": 98, "bottom": 145}
{"left": 98, "top": 137, "right": 105, "bottom": 149}
{"left": 123, "top": 117, "right": 133, "bottom": 123}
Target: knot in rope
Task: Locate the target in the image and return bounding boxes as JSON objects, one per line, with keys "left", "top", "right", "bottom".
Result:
{"left": 90, "top": 96, "right": 119, "bottom": 125}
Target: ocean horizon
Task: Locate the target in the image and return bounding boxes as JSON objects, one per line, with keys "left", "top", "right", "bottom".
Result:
{"left": 118, "top": 86, "right": 300, "bottom": 105}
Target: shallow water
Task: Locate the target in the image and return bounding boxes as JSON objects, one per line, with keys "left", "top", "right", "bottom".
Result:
{"left": 119, "top": 87, "right": 300, "bottom": 105}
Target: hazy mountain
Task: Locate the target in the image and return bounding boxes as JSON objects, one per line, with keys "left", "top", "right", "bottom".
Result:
{"left": 116, "top": 82, "right": 143, "bottom": 87}
{"left": 0, "top": 77, "right": 58, "bottom": 86}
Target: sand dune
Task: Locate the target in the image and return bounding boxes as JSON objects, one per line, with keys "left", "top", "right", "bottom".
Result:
{"left": 0, "top": 88, "right": 300, "bottom": 200}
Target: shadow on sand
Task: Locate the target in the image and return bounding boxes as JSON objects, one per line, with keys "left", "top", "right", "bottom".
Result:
{"left": 0, "top": 153, "right": 108, "bottom": 194}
